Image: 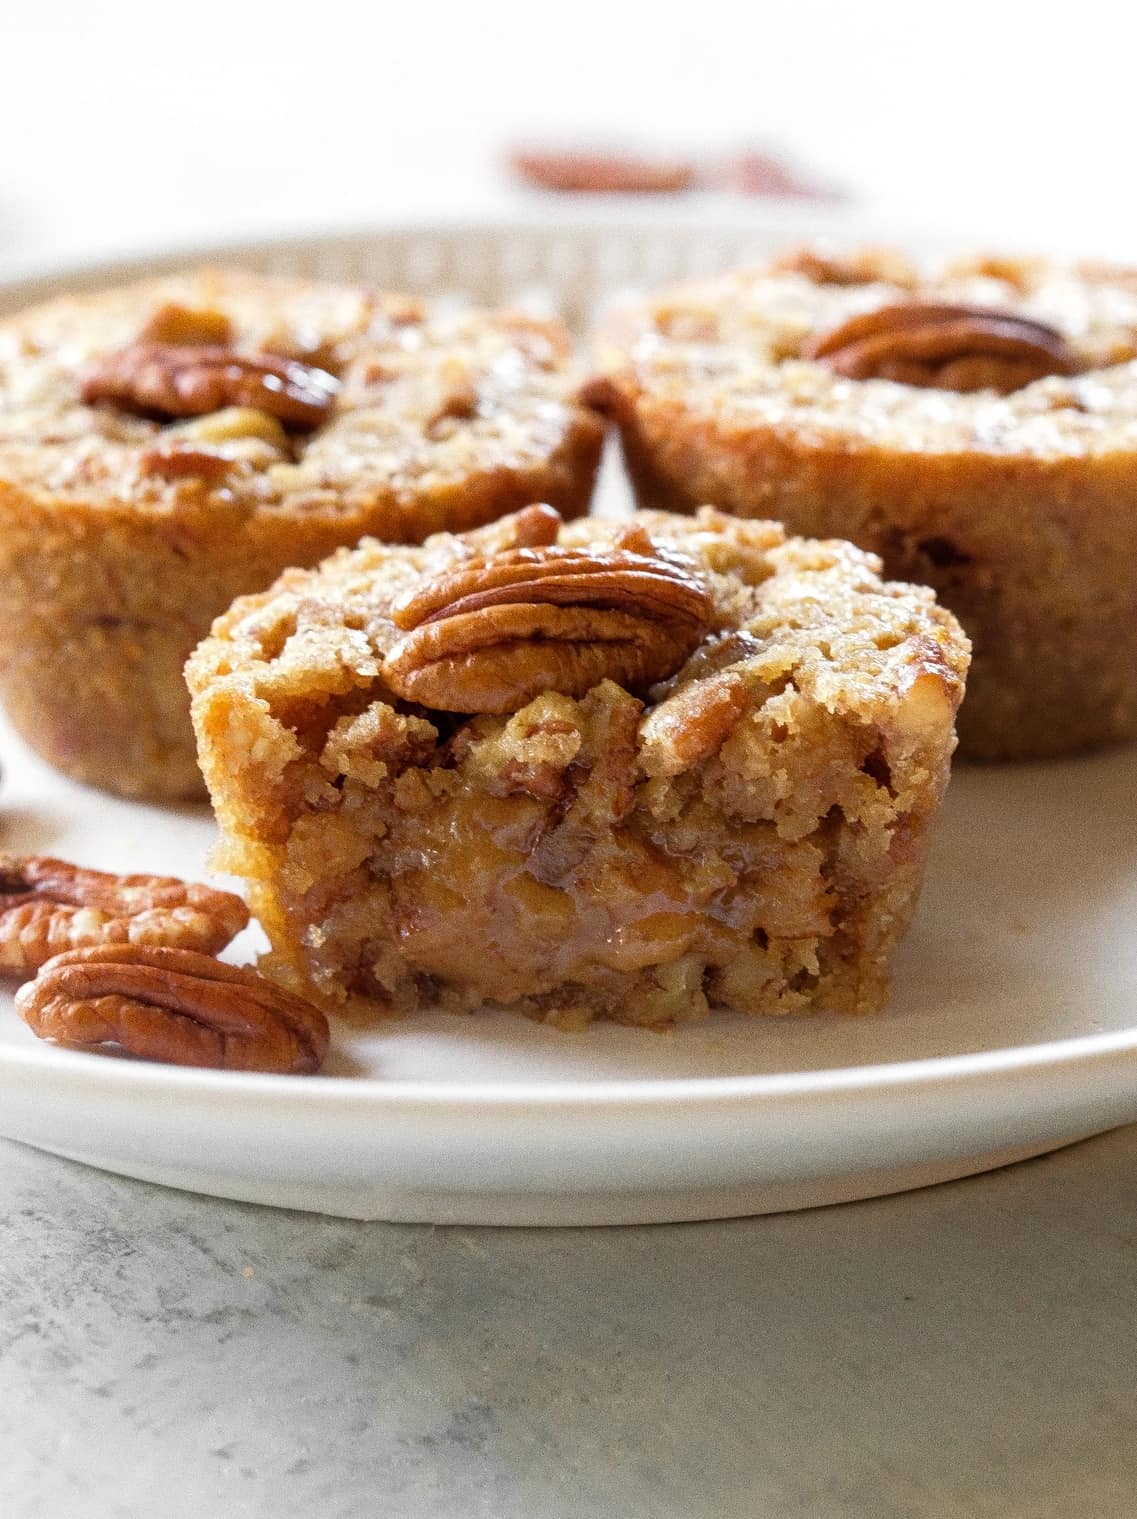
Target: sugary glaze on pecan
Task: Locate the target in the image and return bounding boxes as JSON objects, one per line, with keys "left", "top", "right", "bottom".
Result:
{"left": 390, "top": 532, "right": 712, "bottom": 631}
{"left": 80, "top": 343, "right": 340, "bottom": 429}
{"left": 16, "top": 944, "right": 328, "bottom": 1073}
{"left": 0, "top": 854, "right": 249, "bottom": 973}
{"left": 382, "top": 511, "right": 715, "bottom": 712}
{"left": 802, "top": 301, "right": 1078, "bottom": 393}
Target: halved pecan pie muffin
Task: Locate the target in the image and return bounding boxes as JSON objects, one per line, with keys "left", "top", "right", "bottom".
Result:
{"left": 0, "top": 269, "right": 603, "bottom": 799}
{"left": 590, "top": 248, "right": 1137, "bottom": 759}
{"left": 188, "top": 504, "right": 969, "bottom": 1027}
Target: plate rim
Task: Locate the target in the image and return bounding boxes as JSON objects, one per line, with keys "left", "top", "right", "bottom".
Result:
{"left": 2, "top": 1020, "right": 1136, "bottom": 1113}
{"left": 0, "top": 203, "right": 938, "bottom": 315}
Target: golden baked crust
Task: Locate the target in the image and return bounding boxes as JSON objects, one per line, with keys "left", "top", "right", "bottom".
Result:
{"left": 0, "top": 269, "right": 603, "bottom": 798}
{"left": 188, "top": 505, "right": 969, "bottom": 1027}
{"left": 591, "top": 248, "right": 1137, "bottom": 759}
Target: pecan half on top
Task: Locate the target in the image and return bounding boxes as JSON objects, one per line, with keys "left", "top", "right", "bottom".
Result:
{"left": 0, "top": 854, "right": 249, "bottom": 974}
{"left": 16, "top": 945, "right": 329, "bottom": 1074}
{"left": 383, "top": 520, "right": 715, "bottom": 714}
{"left": 802, "top": 302, "right": 1078, "bottom": 393}
{"left": 81, "top": 343, "right": 339, "bottom": 429}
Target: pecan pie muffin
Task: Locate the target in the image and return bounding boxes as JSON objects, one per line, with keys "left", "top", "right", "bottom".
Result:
{"left": 591, "top": 248, "right": 1137, "bottom": 759}
{"left": 188, "top": 504, "right": 969, "bottom": 1027}
{"left": 0, "top": 268, "right": 603, "bottom": 799}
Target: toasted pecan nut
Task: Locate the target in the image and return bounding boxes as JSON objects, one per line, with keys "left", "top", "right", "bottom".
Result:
{"left": 391, "top": 545, "right": 713, "bottom": 630}
{"left": 384, "top": 538, "right": 714, "bottom": 713}
{"left": 802, "top": 302, "right": 1077, "bottom": 393}
{"left": 386, "top": 605, "right": 704, "bottom": 713}
{"left": 139, "top": 406, "right": 292, "bottom": 480}
{"left": 80, "top": 343, "right": 339, "bottom": 429}
{"left": 170, "top": 405, "right": 290, "bottom": 448}
{"left": 511, "top": 148, "right": 696, "bottom": 194}
{"left": 700, "top": 151, "right": 833, "bottom": 201}
{"left": 138, "top": 445, "right": 238, "bottom": 482}
{"left": 771, "top": 247, "right": 918, "bottom": 288}
{"left": 137, "top": 302, "right": 233, "bottom": 347}
{"left": 15, "top": 944, "right": 329, "bottom": 1073}
{"left": 509, "top": 502, "right": 563, "bottom": 549}
{"left": 0, "top": 855, "right": 249, "bottom": 974}
{"left": 638, "top": 670, "right": 750, "bottom": 776}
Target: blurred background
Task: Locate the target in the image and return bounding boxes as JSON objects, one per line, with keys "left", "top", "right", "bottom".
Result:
{"left": 2, "top": 0, "right": 1134, "bottom": 275}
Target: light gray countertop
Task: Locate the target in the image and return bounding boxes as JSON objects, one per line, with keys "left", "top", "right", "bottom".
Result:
{"left": 4, "top": 1129, "right": 1136, "bottom": 1519}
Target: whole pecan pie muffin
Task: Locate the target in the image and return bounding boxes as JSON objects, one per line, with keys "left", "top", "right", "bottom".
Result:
{"left": 590, "top": 248, "right": 1137, "bottom": 760}
{"left": 0, "top": 268, "right": 603, "bottom": 799}
{"left": 188, "top": 503, "right": 969, "bottom": 1027}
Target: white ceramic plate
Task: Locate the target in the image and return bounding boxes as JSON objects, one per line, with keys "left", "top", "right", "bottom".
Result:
{"left": 1, "top": 223, "right": 1135, "bottom": 1225}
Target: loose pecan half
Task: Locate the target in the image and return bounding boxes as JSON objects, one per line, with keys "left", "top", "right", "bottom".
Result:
{"left": 802, "top": 302, "right": 1078, "bottom": 393}
{"left": 0, "top": 855, "right": 249, "bottom": 974}
{"left": 81, "top": 343, "right": 339, "bottom": 429}
{"left": 511, "top": 147, "right": 697, "bottom": 194}
{"left": 16, "top": 945, "right": 328, "bottom": 1073}
{"left": 384, "top": 532, "right": 714, "bottom": 713}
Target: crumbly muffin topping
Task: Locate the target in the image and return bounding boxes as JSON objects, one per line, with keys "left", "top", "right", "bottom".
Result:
{"left": 594, "top": 248, "right": 1137, "bottom": 457}
{"left": 0, "top": 268, "right": 597, "bottom": 526}
{"left": 201, "top": 504, "right": 965, "bottom": 782}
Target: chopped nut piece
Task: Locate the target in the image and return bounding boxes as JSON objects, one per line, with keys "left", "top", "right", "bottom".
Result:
{"left": 509, "top": 502, "right": 562, "bottom": 549}
{"left": 138, "top": 302, "right": 233, "bottom": 346}
{"left": 639, "top": 670, "right": 749, "bottom": 776}
{"left": 138, "top": 445, "right": 237, "bottom": 482}
{"left": 138, "top": 406, "right": 293, "bottom": 479}
{"left": 16, "top": 944, "right": 328, "bottom": 1072}
{"left": 771, "top": 246, "right": 918, "bottom": 287}
{"left": 802, "top": 302, "right": 1078, "bottom": 393}
{"left": 169, "top": 406, "right": 290, "bottom": 449}
{"left": 424, "top": 381, "right": 480, "bottom": 438}
{"left": 80, "top": 343, "right": 339, "bottom": 428}
{"left": 0, "top": 854, "right": 249, "bottom": 973}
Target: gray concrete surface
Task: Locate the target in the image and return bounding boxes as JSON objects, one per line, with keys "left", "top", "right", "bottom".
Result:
{"left": 3, "top": 1130, "right": 1136, "bottom": 1518}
